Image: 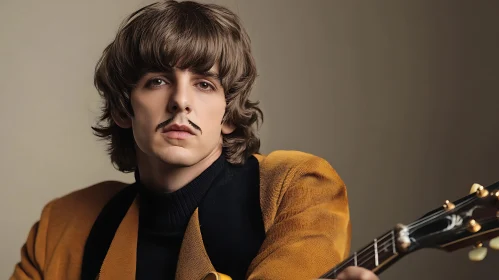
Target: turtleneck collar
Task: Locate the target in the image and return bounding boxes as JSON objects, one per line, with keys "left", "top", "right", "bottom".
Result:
{"left": 135, "top": 154, "right": 227, "bottom": 232}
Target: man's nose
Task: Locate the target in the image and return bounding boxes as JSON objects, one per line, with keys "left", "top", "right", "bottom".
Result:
{"left": 167, "top": 84, "right": 192, "bottom": 114}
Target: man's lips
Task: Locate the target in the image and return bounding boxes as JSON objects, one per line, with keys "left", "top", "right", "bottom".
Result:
{"left": 161, "top": 123, "right": 196, "bottom": 140}
{"left": 162, "top": 123, "right": 196, "bottom": 135}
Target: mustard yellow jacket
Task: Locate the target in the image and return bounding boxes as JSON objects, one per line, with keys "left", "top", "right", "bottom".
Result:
{"left": 10, "top": 150, "right": 351, "bottom": 280}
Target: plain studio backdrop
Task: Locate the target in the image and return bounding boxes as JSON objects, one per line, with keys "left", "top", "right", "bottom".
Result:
{"left": 1, "top": 0, "right": 498, "bottom": 279}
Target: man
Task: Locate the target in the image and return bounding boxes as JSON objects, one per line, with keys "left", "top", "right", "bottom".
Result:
{"left": 11, "top": 1, "right": 379, "bottom": 280}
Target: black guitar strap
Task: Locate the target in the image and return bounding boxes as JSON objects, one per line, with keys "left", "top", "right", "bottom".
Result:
{"left": 80, "top": 183, "right": 139, "bottom": 280}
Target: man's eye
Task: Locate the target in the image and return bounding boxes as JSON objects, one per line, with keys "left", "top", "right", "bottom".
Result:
{"left": 198, "top": 82, "right": 214, "bottom": 91}
{"left": 146, "top": 78, "right": 167, "bottom": 88}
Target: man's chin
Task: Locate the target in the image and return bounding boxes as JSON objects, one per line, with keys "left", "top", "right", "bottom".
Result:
{"left": 155, "top": 147, "right": 198, "bottom": 167}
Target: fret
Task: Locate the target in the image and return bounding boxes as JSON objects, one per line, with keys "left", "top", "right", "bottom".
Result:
{"left": 342, "top": 258, "right": 356, "bottom": 268}
{"left": 376, "top": 234, "right": 398, "bottom": 271}
{"left": 374, "top": 238, "right": 379, "bottom": 266}
{"left": 331, "top": 268, "right": 337, "bottom": 279}
{"left": 358, "top": 242, "right": 377, "bottom": 270}
{"left": 354, "top": 252, "right": 357, "bottom": 266}
{"left": 391, "top": 230, "right": 396, "bottom": 254}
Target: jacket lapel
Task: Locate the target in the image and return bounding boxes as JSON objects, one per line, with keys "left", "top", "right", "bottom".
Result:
{"left": 99, "top": 196, "right": 140, "bottom": 279}
{"left": 176, "top": 208, "right": 216, "bottom": 280}
{"left": 92, "top": 195, "right": 216, "bottom": 279}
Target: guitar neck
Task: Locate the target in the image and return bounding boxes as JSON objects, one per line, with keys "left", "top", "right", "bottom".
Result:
{"left": 320, "top": 230, "right": 401, "bottom": 279}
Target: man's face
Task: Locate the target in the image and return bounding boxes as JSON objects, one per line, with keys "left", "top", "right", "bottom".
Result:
{"left": 123, "top": 64, "right": 233, "bottom": 167}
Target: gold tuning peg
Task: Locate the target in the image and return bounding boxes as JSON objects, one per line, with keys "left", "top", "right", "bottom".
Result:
{"left": 470, "top": 183, "right": 482, "bottom": 194}
{"left": 467, "top": 219, "right": 481, "bottom": 233}
{"left": 469, "top": 183, "right": 488, "bottom": 197}
{"left": 443, "top": 200, "right": 455, "bottom": 210}
{"left": 468, "top": 242, "right": 488, "bottom": 262}
{"left": 489, "top": 237, "right": 499, "bottom": 250}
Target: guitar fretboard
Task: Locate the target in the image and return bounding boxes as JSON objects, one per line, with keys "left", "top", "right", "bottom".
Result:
{"left": 320, "top": 230, "right": 399, "bottom": 279}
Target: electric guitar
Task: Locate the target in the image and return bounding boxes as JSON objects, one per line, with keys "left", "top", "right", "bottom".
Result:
{"left": 204, "top": 181, "right": 499, "bottom": 280}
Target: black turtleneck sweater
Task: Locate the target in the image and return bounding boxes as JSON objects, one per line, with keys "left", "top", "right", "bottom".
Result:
{"left": 135, "top": 154, "right": 265, "bottom": 280}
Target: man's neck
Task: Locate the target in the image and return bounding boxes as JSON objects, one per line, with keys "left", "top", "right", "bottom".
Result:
{"left": 136, "top": 148, "right": 223, "bottom": 193}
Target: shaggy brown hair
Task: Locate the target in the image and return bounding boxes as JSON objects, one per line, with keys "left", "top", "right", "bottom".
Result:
{"left": 92, "top": 0, "right": 263, "bottom": 172}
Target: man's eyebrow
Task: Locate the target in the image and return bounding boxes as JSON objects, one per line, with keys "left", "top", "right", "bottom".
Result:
{"left": 195, "top": 70, "right": 221, "bottom": 81}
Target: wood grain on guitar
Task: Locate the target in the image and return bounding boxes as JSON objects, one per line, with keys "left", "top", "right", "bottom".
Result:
{"left": 201, "top": 181, "right": 499, "bottom": 280}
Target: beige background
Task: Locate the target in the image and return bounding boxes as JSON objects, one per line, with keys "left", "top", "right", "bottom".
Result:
{"left": 1, "top": 0, "right": 498, "bottom": 279}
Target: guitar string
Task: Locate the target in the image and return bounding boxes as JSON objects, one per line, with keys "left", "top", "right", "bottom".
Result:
{"left": 326, "top": 194, "right": 485, "bottom": 277}
{"left": 327, "top": 234, "right": 402, "bottom": 278}
{"left": 342, "top": 236, "right": 393, "bottom": 270}
{"left": 323, "top": 210, "right": 439, "bottom": 278}
{"left": 336, "top": 232, "right": 392, "bottom": 270}
{"left": 355, "top": 238, "right": 397, "bottom": 269}
{"left": 330, "top": 212, "right": 495, "bottom": 278}
{"left": 352, "top": 212, "right": 496, "bottom": 271}
{"left": 349, "top": 202, "right": 463, "bottom": 271}
{"left": 333, "top": 208, "right": 450, "bottom": 275}
{"left": 351, "top": 232, "right": 392, "bottom": 257}
{"left": 326, "top": 232, "right": 393, "bottom": 275}
{"left": 331, "top": 199, "right": 472, "bottom": 276}
{"left": 407, "top": 196, "right": 477, "bottom": 231}
{"left": 355, "top": 215, "right": 498, "bottom": 273}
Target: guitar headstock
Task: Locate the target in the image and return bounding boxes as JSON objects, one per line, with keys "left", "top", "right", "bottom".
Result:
{"left": 394, "top": 182, "right": 499, "bottom": 262}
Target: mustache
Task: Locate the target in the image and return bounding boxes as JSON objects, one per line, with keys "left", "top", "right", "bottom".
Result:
{"left": 155, "top": 117, "right": 202, "bottom": 134}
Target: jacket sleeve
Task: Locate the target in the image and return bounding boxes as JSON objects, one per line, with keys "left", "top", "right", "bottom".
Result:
{"left": 247, "top": 154, "right": 352, "bottom": 279}
{"left": 10, "top": 201, "right": 54, "bottom": 280}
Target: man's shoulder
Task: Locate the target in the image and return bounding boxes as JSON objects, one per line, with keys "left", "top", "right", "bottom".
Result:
{"left": 53, "top": 180, "right": 129, "bottom": 207}
{"left": 250, "top": 150, "right": 346, "bottom": 232}
{"left": 45, "top": 180, "right": 131, "bottom": 225}
{"left": 253, "top": 149, "right": 340, "bottom": 185}
{"left": 253, "top": 149, "right": 333, "bottom": 171}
